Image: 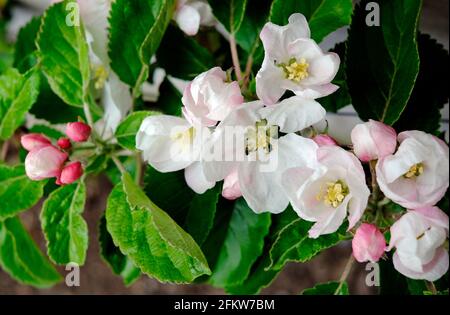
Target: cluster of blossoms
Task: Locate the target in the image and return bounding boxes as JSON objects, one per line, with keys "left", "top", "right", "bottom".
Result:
{"left": 136, "top": 13, "right": 449, "bottom": 282}
{"left": 22, "top": 122, "right": 91, "bottom": 185}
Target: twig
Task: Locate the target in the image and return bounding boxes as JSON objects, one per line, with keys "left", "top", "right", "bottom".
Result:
{"left": 334, "top": 254, "right": 355, "bottom": 295}
{"left": 111, "top": 155, "right": 126, "bottom": 174}
{"left": 229, "top": 35, "right": 243, "bottom": 82}
{"left": 426, "top": 281, "right": 438, "bottom": 295}
{"left": 0, "top": 140, "right": 9, "bottom": 162}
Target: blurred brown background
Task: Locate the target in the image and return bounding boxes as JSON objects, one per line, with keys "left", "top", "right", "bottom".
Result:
{"left": 0, "top": 0, "right": 448, "bottom": 295}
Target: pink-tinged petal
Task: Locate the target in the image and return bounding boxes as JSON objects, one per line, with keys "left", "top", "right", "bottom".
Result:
{"left": 66, "top": 122, "right": 92, "bottom": 142}
{"left": 292, "top": 83, "right": 339, "bottom": 99}
{"left": 25, "top": 145, "right": 68, "bottom": 180}
{"left": 256, "top": 57, "right": 287, "bottom": 105}
{"left": 412, "top": 207, "right": 449, "bottom": 234}
{"left": 57, "top": 137, "right": 71, "bottom": 150}
{"left": 59, "top": 161, "right": 83, "bottom": 185}
{"left": 184, "top": 161, "right": 215, "bottom": 194}
{"left": 393, "top": 248, "right": 449, "bottom": 281}
{"left": 222, "top": 169, "right": 242, "bottom": 200}
{"left": 313, "top": 134, "right": 338, "bottom": 147}
{"left": 351, "top": 120, "right": 397, "bottom": 162}
{"left": 21, "top": 133, "right": 52, "bottom": 151}
{"left": 308, "top": 198, "right": 349, "bottom": 238}
{"left": 175, "top": 4, "right": 201, "bottom": 36}
{"left": 259, "top": 95, "right": 326, "bottom": 133}
{"left": 352, "top": 223, "right": 386, "bottom": 263}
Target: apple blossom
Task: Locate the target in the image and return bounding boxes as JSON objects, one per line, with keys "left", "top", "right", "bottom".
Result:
{"left": 174, "top": 0, "right": 215, "bottom": 36}
{"left": 24, "top": 145, "right": 68, "bottom": 180}
{"left": 282, "top": 146, "right": 370, "bottom": 238}
{"left": 21, "top": 133, "right": 52, "bottom": 151}
{"left": 376, "top": 131, "right": 449, "bottom": 209}
{"left": 352, "top": 223, "right": 386, "bottom": 263}
{"left": 222, "top": 169, "right": 242, "bottom": 200}
{"left": 313, "top": 134, "right": 338, "bottom": 147}
{"left": 182, "top": 67, "right": 244, "bottom": 127}
{"left": 57, "top": 137, "right": 72, "bottom": 150}
{"left": 66, "top": 122, "right": 92, "bottom": 142}
{"left": 202, "top": 101, "right": 319, "bottom": 214}
{"left": 136, "top": 115, "right": 214, "bottom": 194}
{"left": 388, "top": 207, "right": 449, "bottom": 281}
{"left": 256, "top": 13, "right": 340, "bottom": 105}
{"left": 351, "top": 120, "right": 397, "bottom": 162}
{"left": 59, "top": 161, "right": 84, "bottom": 185}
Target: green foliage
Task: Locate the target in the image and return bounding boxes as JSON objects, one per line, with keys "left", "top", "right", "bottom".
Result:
{"left": 41, "top": 181, "right": 88, "bottom": 265}
{"left": 347, "top": 0, "right": 422, "bottom": 125}
{"left": 270, "top": 0, "right": 353, "bottom": 43}
{"left": 13, "top": 16, "right": 41, "bottom": 73}
{"left": 99, "top": 215, "right": 141, "bottom": 286}
{"left": 106, "top": 172, "right": 211, "bottom": 283}
{"left": 37, "top": 1, "right": 91, "bottom": 107}
{"left": 0, "top": 164, "right": 46, "bottom": 220}
{"left": 208, "top": 0, "right": 248, "bottom": 34}
{"left": 0, "top": 68, "right": 40, "bottom": 140}
{"left": 108, "top": 0, "right": 175, "bottom": 95}
{"left": 302, "top": 281, "right": 349, "bottom": 295}
{"left": 0, "top": 217, "right": 62, "bottom": 288}
{"left": 209, "top": 198, "right": 271, "bottom": 289}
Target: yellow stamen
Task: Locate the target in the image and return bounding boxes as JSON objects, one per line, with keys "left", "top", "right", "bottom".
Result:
{"left": 92, "top": 64, "right": 109, "bottom": 89}
{"left": 171, "top": 127, "right": 195, "bottom": 150}
{"left": 404, "top": 163, "right": 424, "bottom": 179}
{"left": 245, "top": 119, "right": 278, "bottom": 154}
{"left": 280, "top": 58, "right": 309, "bottom": 82}
{"left": 317, "top": 180, "right": 349, "bottom": 208}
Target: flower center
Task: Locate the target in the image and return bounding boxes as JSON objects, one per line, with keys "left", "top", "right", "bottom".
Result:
{"left": 317, "top": 180, "right": 349, "bottom": 208}
{"left": 279, "top": 57, "right": 309, "bottom": 82}
{"left": 92, "top": 64, "right": 109, "bottom": 89}
{"left": 403, "top": 163, "right": 424, "bottom": 179}
{"left": 245, "top": 119, "right": 278, "bottom": 154}
{"left": 171, "top": 127, "right": 195, "bottom": 149}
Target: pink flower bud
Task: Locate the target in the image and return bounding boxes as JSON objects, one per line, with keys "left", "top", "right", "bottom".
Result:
{"left": 59, "top": 161, "right": 83, "bottom": 185}
{"left": 21, "top": 133, "right": 52, "bottom": 152}
{"left": 25, "top": 145, "right": 68, "bottom": 180}
{"left": 66, "top": 122, "right": 91, "bottom": 142}
{"left": 352, "top": 223, "right": 386, "bottom": 263}
{"left": 222, "top": 169, "right": 242, "bottom": 200}
{"left": 351, "top": 120, "right": 397, "bottom": 162}
{"left": 313, "top": 134, "right": 338, "bottom": 147}
{"left": 57, "top": 137, "right": 72, "bottom": 150}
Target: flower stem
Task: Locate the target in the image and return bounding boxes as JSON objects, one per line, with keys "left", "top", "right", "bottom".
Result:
{"left": 229, "top": 35, "right": 243, "bottom": 82}
{"left": 334, "top": 254, "right": 355, "bottom": 295}
{"left": 83, "top": 103, "right": 95, "bottom": 128}
{"left": 111, "top": 155, "right": 126, "bottom": 175}
{"left": 135, "top": 153, "right": 142, "bottom": 185}
{"left": 0, "top": 140, "right": 9, "bottom": 162}
{"left": 426, "top": 281, "right": 438, "bottom": 295}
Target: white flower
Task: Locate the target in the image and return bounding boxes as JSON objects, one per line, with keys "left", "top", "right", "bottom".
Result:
{"left": 136, "top": 115, "right": 214, "bottom": 194}
{"left": 202, "top": 101, "right": 319, "bottom": 214}
{"left": 388, "top": 207, "right": 449, "bottom": 281}
{"left": 182, "top": 67, "right": 244, "bottom": 127}
{"left": 256, "top": 13, "right": 340, "bottom": 105}
{"left": 174, "top": 0, "right": 215, "bottom": 36}
{"left": 282, "top": 146, "right": 370, "bottom": 238}
{"left": 376, "top": 131, "right": 449, "bottom": 209}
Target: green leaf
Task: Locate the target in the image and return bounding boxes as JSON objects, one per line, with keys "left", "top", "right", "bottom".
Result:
{"left": 99, "top": 214, "right": 141, "bottom": 286}
{"left": 0, "top": 68, "right": 40, "bottom": 140}
{"left": 116, "top": 111, "right": 159, "bottom": 151}
{"left": 208, "top": 0, "right": 248, "bottom": 34}
{"left": 37, "top": 1, "right": 90, "bottom": 107}
{"left": 185, "top": 184, "right": 222, "bottom": 246}
{"left": 209, "top": 198, "right": 271, "bottom": 288}
{"left": 0, "top": 164, "right": 46, "bottom": 220}
{"left": 13, "top": 16, "right": 41, "bottom": 73}
{"left": 302, "top": 281, "right": 349, "bottom": 295}
{"left": 0, "top": 217, "right": 62, "bottom": 288}
{"left": 268, "top": 218, "right": 346, "bottom": 270}
{"left": 41, "top": 181, "right": 88, "bottom": 265}
{"left": 269, "top": 0, "right": 353, "bottom": 43}
{"left": 85, "top": 155, "right": 109, "bottom": 175}
{"left": 106, "top": 172, "right": 211, "bottom": 283}
{"left": 156, "top": 26, "right": 215, "bottom": 80}
{"left": 156, "top": 79, "right": 183, "bottom": 116}
{"left": 108, "top": 0, "right": 175, "bottom": 95}
{"left": 407, "top": 279, "right": 428, "bottom": 295}
{"left": 346, "top": 0, "right": 421, "bottom": 125}
{"left": 394, "top": 34, "right": 449, "bottom": 134}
